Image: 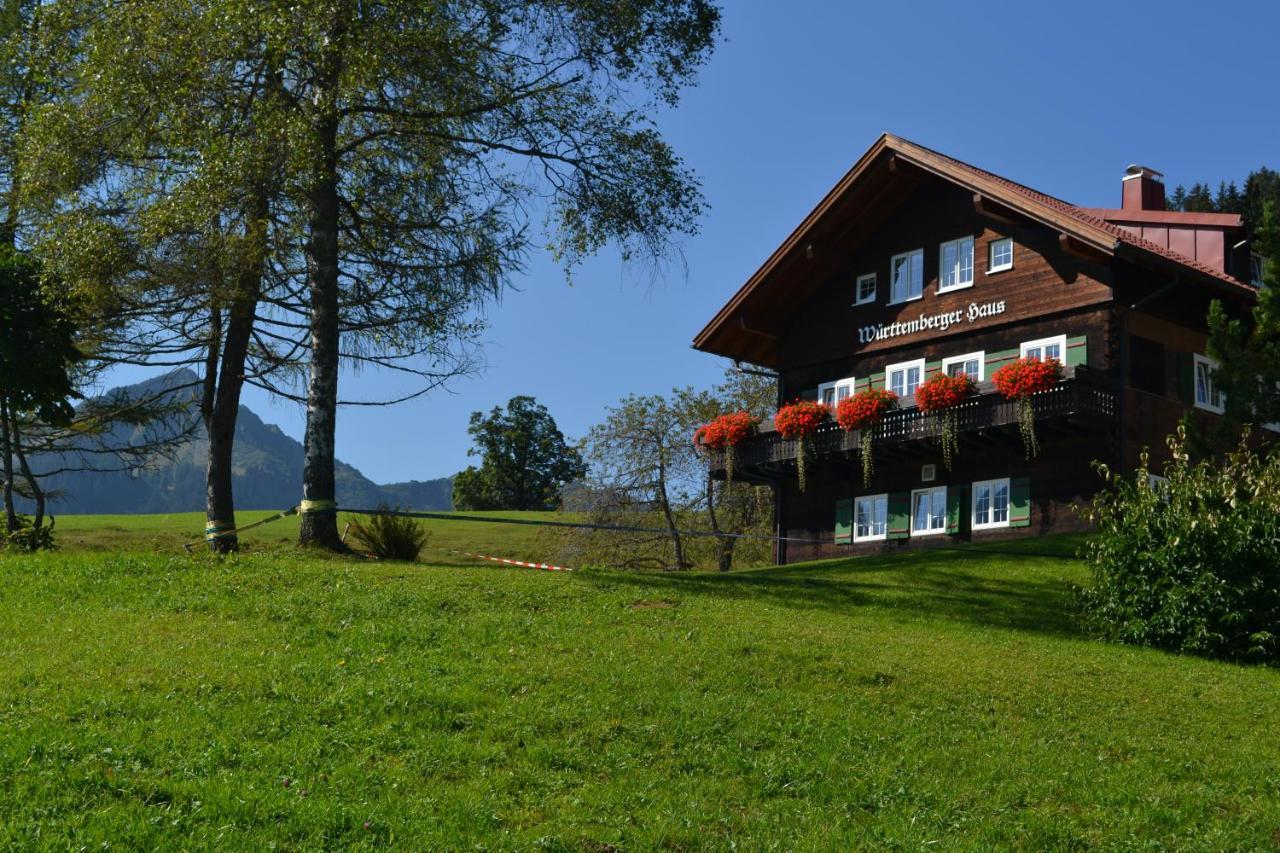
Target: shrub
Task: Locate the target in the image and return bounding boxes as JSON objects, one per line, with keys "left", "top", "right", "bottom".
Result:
{"left": 348, "top": 507, "right": 430, "bottom": 561}
{"left": 1079, "top": 426, "right": 1280, "bottom": 664}
{"left": 0, "top": 515, "right": 56, "bottom": 552}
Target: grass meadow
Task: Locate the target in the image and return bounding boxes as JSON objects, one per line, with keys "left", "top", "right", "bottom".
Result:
{"left": 0, "top": 515, "right": 1277, "bottom": 848}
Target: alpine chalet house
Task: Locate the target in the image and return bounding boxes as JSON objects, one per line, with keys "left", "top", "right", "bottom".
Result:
{"left": 693, "top": 134, "right": 1262, "bottom": 563}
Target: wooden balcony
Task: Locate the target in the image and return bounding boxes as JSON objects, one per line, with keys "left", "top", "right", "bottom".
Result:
{"left": 710, "top": 366, "right": 1117, "bottom": 481}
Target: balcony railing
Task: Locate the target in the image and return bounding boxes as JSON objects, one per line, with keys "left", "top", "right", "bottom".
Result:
{"left": 709, "top": 365, "right": 1117, "bottom": 478}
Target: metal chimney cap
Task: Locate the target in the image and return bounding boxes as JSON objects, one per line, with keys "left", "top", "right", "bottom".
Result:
{"left": 1125, "top": 164, "right": 1164, "bottom": 180}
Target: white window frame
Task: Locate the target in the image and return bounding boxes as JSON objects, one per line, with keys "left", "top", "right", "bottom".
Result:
{"left": 938, "top": 236, "right": 975, "bottom": 293}
{"left": 818, "top": 376, "right": 856, "bottom": 409}
{"left": 885, "top": 358, "right": 926, "bottom": 401}
{"left": 1193, "top": 354, "right": 1225, "bottom": 414}
{"left": 1020, "top": 334, "right": 1067, "bottom": 363}
{"left": 853, "top": 493, "right": 889, "bottom": 542}
{"left": 971, "top": 478, "right": 1011, "bottom": 530}
{"left": 910, "top": 486, "right": 947, "bottom": 537}
{"left": 988, "top": 237, "right": 1014, "bottom": 273}
{"left": 854, "top": 272, "right": 877, "bottom": 306}
{"left": 888, "top": 249, "right": 924, "bottom": 305}
{"left": 941, "top": 351, "right": 985, "bottom": 383}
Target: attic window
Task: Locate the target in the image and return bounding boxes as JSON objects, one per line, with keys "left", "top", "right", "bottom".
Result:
{"left": 889, "top": 249, "right": 924, "bottom": 304}
{"left": 855, "top": 273, "right": 876, "bottom": 306}
{"left": 938, "top": 237, "right": 974, "bottom": 292}
{"left": 989, "top": 238, "right": 1014, "bottom": 273}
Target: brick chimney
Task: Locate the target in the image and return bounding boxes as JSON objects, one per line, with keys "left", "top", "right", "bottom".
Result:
{"left": 1122, "top": 164, "right": 1165, "bottom": 212}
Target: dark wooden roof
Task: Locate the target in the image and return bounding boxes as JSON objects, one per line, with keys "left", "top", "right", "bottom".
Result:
{"left": 693, "top": 133, "right": 1256, "bottom": 367}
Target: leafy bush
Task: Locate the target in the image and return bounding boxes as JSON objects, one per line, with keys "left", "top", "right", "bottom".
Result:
{"left": 0, "top": 516, "right": 56, "bottom": 552}
{"left": 1079, "top": 426, "right": 1280, "bottom": 664}
{"left": 348, "top": 507, "right": 430, "bottom": 561}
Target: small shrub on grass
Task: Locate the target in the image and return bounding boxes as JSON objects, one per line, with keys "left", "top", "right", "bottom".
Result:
{"left": 0, "top": 516, "right": 56, "bottom": 552}
{"left": 348, "top": 507, "right": 430, "bottom": 561}
{"left": 1079, "top": 426, "right": 1280, "bottom": 664}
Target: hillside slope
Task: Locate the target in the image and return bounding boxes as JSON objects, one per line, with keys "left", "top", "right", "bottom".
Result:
{"left": 0, "top": 539, "right": 1275, "bottom": 848}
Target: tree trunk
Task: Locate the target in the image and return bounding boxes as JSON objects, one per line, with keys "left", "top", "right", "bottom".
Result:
{"left": 299, "top": 108, "right": 344, "bottom": 550}
{"left": 705, "top": 472, "right": 734, "bottom": 572}
{"left": 655, "top": 447, "right": 686, "bottom": 570}
{"left": 203, "top": 192, "right": 269, "bottom": 553}
{"left": 9, "top": 413, "right": 43, "bottom": 529}
{"left": 1, "top": 398, "right": 16, "bottom": 532}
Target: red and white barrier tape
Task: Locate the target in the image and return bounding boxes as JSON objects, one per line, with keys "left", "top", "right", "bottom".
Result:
{"left": 462, "top": 552, "right": 573, "bottom": 572}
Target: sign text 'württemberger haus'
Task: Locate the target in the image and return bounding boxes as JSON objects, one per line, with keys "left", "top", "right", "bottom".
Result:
{"left": 694, "top": 134, "right": 1267, "bottom": 563}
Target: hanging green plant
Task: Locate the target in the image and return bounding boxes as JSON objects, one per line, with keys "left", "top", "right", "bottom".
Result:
{"left": 693, "top": 411, "right": 759, "bottom": 483}
{"left": 773, "top": 400, "right": 830, "bottom": 492}
{"left": 992, "top": 358, "right": 1063, "bottom": 458}
{"left": 835, "top": 388, "right": 899, "bottom": 488}
{"left": 914, "top": 373, "right": 976, "bottom": 471}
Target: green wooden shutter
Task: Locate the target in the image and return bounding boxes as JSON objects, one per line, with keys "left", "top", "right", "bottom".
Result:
{"left": 1065, "top": 335, "right": 1087, "bottom": 368}
{"left": 834, "top": 498, "right": 853, "bottom": 545}
{"left": 946, "top": 485, "right": 970, "bottom": 535}
{"left": 1009, "top": 477, "right": 1031, "bottom": 528}
{"left": 886, "top": 491, "right": 910, "bottom": 540}
{"left": 869, "top": 371, "right": 885, "bottom": 390}
{"left": 1176, "top": 352, "right": 1195, "bottom": 404}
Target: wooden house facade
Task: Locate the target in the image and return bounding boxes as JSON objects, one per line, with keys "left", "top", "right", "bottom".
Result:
{"left": 693, "top": 134, "right": 1262, "bottom": 563}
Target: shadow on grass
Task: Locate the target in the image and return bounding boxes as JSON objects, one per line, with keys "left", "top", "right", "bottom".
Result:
{"left": 575, "top": 536, "right": 1087, "bottom": 640}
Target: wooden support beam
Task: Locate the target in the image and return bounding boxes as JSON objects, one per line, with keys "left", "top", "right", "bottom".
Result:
{"left": 1058, "top": 233, "right": 1108, "bottom": 263}
{"left": 972, "top": 193, "right": 1020, "bottom": 225}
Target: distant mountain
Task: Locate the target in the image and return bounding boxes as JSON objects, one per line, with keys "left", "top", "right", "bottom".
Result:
{"left": 26, "top": 369, "right": 452, "bottom": 515}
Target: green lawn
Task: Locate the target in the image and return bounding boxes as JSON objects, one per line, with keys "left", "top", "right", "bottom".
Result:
{"left": 52, "top": 509, "right": 559, "bottom": 563}
{"left": 1, "top": 529, "right": 1277, "bottom": 848}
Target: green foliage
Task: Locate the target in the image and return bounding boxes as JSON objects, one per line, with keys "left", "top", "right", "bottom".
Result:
{"left": 0, "top": 248, "right": 80, "bottom": 425}
{"left": 1207, "top": 200, "right": 1280, "bottom": 442}
{"left": 347, "top": 507, "right": 430, "bottom": 561}
{"left": 453, "top": 397, "right": 585, "bottom": 511}
{"left": 1080, "top": 427, "right": 1280, "bottom": 664}
{"left": 0, "top": 513, "right": 55, "bottom": 551}
{"left": 1168, "top": 166, "right": 1280, "bottom": 235}
{"left": 1, "top": 541, "right": 1279, "bottom": 846}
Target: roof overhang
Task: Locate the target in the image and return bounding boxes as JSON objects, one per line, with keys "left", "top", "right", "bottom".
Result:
{"left": 693, "top": 133, "right": 1255, "bottom": 367}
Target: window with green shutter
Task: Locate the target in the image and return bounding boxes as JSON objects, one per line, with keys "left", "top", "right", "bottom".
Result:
{"left": 1009, "top": 476, "right": 1031, "bottom": 528}
{"left": 834, "top": 498, "right": 853, "bottom": 545}
{"left": 1066, "top": 335, "right": 1087, "bottom": 367}
{"left": 886, "top": 491, "right": 910, "bottom": 539}
{"left": 946, "top": 485, "right": 970, "bottom": 535}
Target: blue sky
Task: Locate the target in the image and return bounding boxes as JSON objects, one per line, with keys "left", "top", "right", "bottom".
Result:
{"left": 135, "top": 0, "right": 1280, "bottom": 485}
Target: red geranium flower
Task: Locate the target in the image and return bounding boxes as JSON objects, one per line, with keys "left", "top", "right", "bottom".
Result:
{"left": 693, "top": 411, "right": 758, "bottom": 451}
{"left": 992, "top": 358, "right": 1062, "bottom": 400}
{"left": 836, "top": 389, "right": 898, "bottom": 431}
{"left": 914, "top": 373, "right": 975, "bottom": 412}
{"left": 773, "top": 399, "right": 830, "bottom": 439}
